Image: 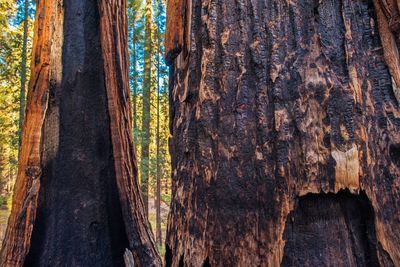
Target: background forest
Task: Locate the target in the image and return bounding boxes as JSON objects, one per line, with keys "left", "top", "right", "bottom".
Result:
{"left": 0, "top": 0, "right": 171, "bottom": 252}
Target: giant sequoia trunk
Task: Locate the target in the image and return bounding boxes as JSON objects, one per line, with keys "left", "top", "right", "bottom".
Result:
{"left": 0, "top": 0, "right": 161, "bottom": 266}
{"left": 165, "top": 0, "right": 400, "bottom": 266}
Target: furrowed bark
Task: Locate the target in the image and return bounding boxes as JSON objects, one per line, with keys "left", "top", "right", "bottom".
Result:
{"left": 374, "top": 0, "right": 400, "bottom": 103}
{"left": 97, "top": 0, "right": 162, "bottom": 265}
{"left": 0, "top": 1, "right": 63, "bottom": 265}
{"left": 1, "top": 0, "right": 161, "bottom": 266}
{"left": 165, "top": 0, "right": 400, "bottom": 266}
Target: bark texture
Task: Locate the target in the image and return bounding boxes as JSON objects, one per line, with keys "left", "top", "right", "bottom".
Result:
{"left": 0, "top": 1, "right": 63, "bottom": 265}
{"left": 97, "top": 1, "right": 161, "bottom": 265}
{"left": 1, "top": 0, "right": 161, "bottom": 266}
{"left": 165, "top": 0, "right": 185, "bottom": 63}
{"left": 374, "top": 0, "right": 400, "bottom": 103}
{"left": 165, "top": 0, "right": 400, "bottom": 266}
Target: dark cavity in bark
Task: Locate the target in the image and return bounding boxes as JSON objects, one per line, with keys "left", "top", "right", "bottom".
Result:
{"left": 165, "top": 245, "right": 173, "bottom": 267}
{"left": 389, "top": 143, "right": 400, "bottom": 166}
{"left": 282, "top": 190, "right": 380, "bottom": 267}
{"left": 24, "top": 1, "right": 129, "bottom": 266}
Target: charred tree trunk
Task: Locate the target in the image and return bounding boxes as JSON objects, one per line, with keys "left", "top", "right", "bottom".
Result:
{"left": 165, "top": 0, "right": 400, "bottom": 266}
{"left": 0, "top": 0, "right": 161, "bottom": 266}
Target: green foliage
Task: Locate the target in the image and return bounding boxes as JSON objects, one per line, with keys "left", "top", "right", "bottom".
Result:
{"left": 128, "top": 0, "right": 170, "bottom": 252}
{"left": 161, "top": 192, "right": 171, "bottom": 205}
{"left": 0, "top": 0, "right": 34, "bottom": 198}
{"left": 0, "top": 195, "right": 7, "bottom": 207}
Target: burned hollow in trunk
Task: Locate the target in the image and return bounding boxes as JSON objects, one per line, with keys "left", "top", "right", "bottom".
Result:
{"left": 0, "top": 0, "right": 161, "bottom": 266}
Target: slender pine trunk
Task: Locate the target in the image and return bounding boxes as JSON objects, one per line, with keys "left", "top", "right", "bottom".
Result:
{"left": 18, "top": 0, "right": 29, "bottom": 156}
{"left": 155, "top": 8, "right": 162, "bottom": 246}
{"left": 132, "top": 33, "right": 137, "bottom": 143}
{"left": 141, "top": 0, "right": 152, "bottom": 216}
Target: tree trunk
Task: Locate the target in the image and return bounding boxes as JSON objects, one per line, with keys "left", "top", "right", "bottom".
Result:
{"left": 141, "top": 0, "right": 152, "bottom": 216}
{"left": 0, "top": 0, "right": 161, "bottom": 266}
{"left": 165, "top": 0, "right": 400, "bottom": 266}
{"left": 133, "top": 36, "right": 138, "bottom": 143}
{"left": 155, "top": 7, "right": 162, "bottom": 246}
{"left": 18, "top": 0, "right": 29, "bottom": 154}
{"left": 129, "top": 1, "right": 139, "bottom": 145}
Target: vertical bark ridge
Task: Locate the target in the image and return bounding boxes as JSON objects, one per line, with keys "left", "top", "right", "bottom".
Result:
{"left": 165, "top": 0, "right": 400, "bottom": 265}
{"left": 97, "top": 1, "right": 162, "bottom": 266}
{"left": 0, "top": 1, "right": 64, "bottom": 266}
{"left": 374, "top": 0, "right": 400, "bottom": 104}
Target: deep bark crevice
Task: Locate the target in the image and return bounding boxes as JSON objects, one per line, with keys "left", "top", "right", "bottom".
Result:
{"left": 178, "top": 253, "right": 184, "bottom": 267}
{"left": 378, "top": 242, "right": 395, "bottom": 267}
{"left": 24, "top": 1, "right": 130, "bottom": 266}
{"left": 165, "top": 245, "right": 173, "bottom": 267}
{"left": 389, "top": 143, "right": 400, "bottom": 166}
{"left": 202, "top": 257, "right": 211, "bottom": 267}
{"left": 282, "top": 190, "right": 379, "bottom": 267}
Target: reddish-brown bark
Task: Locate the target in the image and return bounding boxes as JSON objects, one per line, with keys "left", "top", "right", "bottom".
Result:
{"left": 374, "top": 0, "right": 400, "bottom": 103}
{"left": 0, "top": 1, "right": 63, "bottom": 265}
{"left": 165, "top": 0, "right": 187, "bottom": 63}
{"left": 1, "top": 0, "right": 161, "bottom": 266}
{"left": 97, "top": 1, "right": 162, "bottom": 265}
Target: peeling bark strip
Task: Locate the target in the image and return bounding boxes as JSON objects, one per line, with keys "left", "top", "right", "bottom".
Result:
{"left": 165, "top": 0, "right": 192, "bottom": 64}
{"left": 374, "top": 0, "right": 400, "bottom": 103}
{"left": 166, "top": 0, "right": 400, "bottom": 266}
{"left": 0, "top": 1, "right": 63, "bottom": 265}
{"left": 97, "top": 0, "right": 162, "bottom": 266}
{"left": 165, "top": 0, "right": 185, "bottom": 62}
{"left": 1, "top": 0, "right": 161, "bottom": 266}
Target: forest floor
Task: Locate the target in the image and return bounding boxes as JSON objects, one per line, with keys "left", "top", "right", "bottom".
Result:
{"left": 148, "top": 198, "right": 170, "bottom": 256}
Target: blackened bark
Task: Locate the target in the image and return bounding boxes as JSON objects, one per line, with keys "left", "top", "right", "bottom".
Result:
{"left": 165, "top": 0, "right": 400, "bottom": 266}
{"left": 0, "top": 2, "right": 64, "bottom": 265}
{"left": 282, "top": 191, "right": 380, "bottom": 267}
{"left": 97, "top": 0, "right": 161, "bottom": 265}
{"left": 1, "top": 0, "right": 161, "bottom": 266}
{"left": 24, "top": 1, "right": 129, "bottom": 265}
